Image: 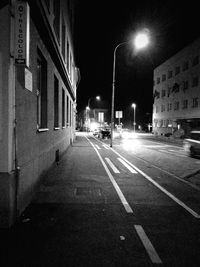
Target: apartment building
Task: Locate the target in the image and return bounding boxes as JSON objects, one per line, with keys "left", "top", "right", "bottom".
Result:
{"left": 153, "top": 38, "right": 200, "bottom": 137}
{"left": 0, "top": 0, "right": 80, "bottom": 227}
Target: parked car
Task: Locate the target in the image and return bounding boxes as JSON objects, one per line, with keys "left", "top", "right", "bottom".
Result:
{"left": 183, "top": 131, "right": 200, "bottom": 157}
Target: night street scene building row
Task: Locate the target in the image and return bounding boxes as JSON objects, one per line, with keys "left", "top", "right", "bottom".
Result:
{"left": 153, "top": 38, "right": 200, "bottom": 137}
{"left": 0, "top": 0, "right": 80, "bottom": 227}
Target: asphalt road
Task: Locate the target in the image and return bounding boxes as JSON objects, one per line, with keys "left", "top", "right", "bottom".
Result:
{"left": 2, "top": 132, "right": 200, "bottom": 267}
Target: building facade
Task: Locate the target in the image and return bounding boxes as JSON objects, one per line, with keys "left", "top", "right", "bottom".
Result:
{"left": 153, "top": 38, "right": 200, "bottom": 137}
{"left": 0, "top": 0, "right": 80, "bottom": 227}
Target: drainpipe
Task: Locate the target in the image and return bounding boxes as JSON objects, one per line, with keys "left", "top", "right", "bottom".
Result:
{"left": 10, "top": 0, "right": 20, "bottom": 223}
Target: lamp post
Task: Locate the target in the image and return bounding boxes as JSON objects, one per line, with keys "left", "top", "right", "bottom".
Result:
{"left": 87, "top": 95, "right": 101, "bottom": 131}
{"left": 131, "top": 103, "right": 136, "bottom": 133}
{"left": 110, "top": 29, "right": 150, "bottom": 147}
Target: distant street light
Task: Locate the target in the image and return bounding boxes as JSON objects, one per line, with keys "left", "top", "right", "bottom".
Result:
{"left": 87, "top": 95, "right": 101, "bottom": 131}
{"left": 110, "top": 29, "right": 150, "bottom": 147}
{"left": 131, "top": 103, "right": 136, "bottom": 133}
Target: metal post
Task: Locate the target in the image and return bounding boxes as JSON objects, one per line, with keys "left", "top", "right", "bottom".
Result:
{"left": 110, "top": 42, "right": 128, "bottom": 147}
{"left": 133, "top": 106, "right": 136, "bottom": 133}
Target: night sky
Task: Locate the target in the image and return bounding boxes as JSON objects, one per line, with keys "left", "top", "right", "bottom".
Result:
{"left": 74, "top": 0, "right": 200, "bottom": 127}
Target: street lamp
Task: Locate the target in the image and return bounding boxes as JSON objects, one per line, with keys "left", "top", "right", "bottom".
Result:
{"left": 87, "top": 95, "right": 101, "bottom": 131}
{"left": 110, "top": 29, "right": 150, "bottom": 147}
{"left": 131, "top": 103, "right": 136, "bottom": 133}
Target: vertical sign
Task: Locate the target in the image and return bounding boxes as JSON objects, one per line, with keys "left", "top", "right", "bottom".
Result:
{"left": 115, "top": 111, "right": 123, "bottom": 118}
{"left": 98, "top": 112, "right": 104, "bottom": 123}
{"left": 15, "top": 0, "right": 30, "bottom": 66}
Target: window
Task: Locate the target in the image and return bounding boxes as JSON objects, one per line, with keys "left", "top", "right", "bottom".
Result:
{"left": 182, "top": 99, "right": 188, "bottom": 109}
{"left": 62, "top": 88, "right": 65, "bottom": 127}
{"left": 175, "top": 66, "right": 180, "bottom": 75}
{"left": 183, "top": 80, "right": 189, "bottom": 91}
{"left": 67, "top": 40, "right": 69, "bottom": 72}
{"left": 53, "top": 0, "right": 60, "bottom": 40}
{"left": 168, "top": 70, "right": 173, "bottom": 78}
{"left": 161, "top": 104, "right": 165, "bottom": 112}
{"left": 192, "top": 55, "right": 199, "bottom": 66}
{"left": 182, "top": 61, "right": 189, "bottom": 71}
{"left": 174, "top": 101, "right": 179, "bottom": 110}
{"left": 54, "top": 75, "right": 59, "bottom": 128}
{"left": 156, "top": 105, "right": 159, "bottom": 113}
{"left": 167, "top": 103, "right": 172, "bottom": 111}
{"left": 162, "top": 74, "right": 166, "bottom": 81}
{"left": 62, "top": 18, "right": 66, "bottom": 61}
{"left": 69, "top": 100, "right": 72, "bottom": 126}
{"left": 37, "top": 48, "right": 48, "bottom": 129}
{"left": 192, "top": 76, "right": 199, "bottom": 87}
{"left": 192, "top": 97, "right": 198, "bottom": 108}
{"left": 157, "top": 77, "right": 160, "bottom": 84}
{"left": 161, "top": 89, "right": 166, "bottom": 97}
{"left": 66, "top": 95, "right": 69, "bottom": 125}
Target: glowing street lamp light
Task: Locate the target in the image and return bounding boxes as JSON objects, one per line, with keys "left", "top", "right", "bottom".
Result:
{"left": 87, "top": 95, "right": 101, "bottom": 131}
{"left": 131, "top": 103, "right": 136, "bottom": 133}
{"left": 110, "top": 29, "right": 150, "bottom": 147}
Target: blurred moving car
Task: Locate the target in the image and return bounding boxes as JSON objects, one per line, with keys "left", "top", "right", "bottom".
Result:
{"left": 183, "top": 130, "right": 200, "bottom": 157}
{"left": 93, "top": 127, "right": 111, "bottom": 139}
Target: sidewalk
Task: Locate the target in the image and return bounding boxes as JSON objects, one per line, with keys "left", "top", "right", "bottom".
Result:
{"left": 1, "top": 132, "right": 126, "bottom": 267}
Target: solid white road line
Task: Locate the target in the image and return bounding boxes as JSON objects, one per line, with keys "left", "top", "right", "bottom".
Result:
{"left": 102, "top": 144, "right": 110, "bottom": 149}
{"left": 117, "top": 158, "right": 137, "bottom": 173}
{"left": 111, "top": 148, "right": 200, "bottom": 219}
{"left": 105, "top": 157, "right": 120, "bottom": 173}
{"left": 95, "top": 145, "right": 101, "bottom": 149}
{"left": 85, "top": 136, "right": 133, "bottom": 213}
{"left": 134, "top": 225, "right": 162, "bottom": 264}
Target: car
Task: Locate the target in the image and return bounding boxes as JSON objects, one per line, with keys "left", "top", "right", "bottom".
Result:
{"left": 183, "top": 131, "right": 200, "bottom": 157}
{"left": 98, "top": 127, "right": 111, "bottom": 139}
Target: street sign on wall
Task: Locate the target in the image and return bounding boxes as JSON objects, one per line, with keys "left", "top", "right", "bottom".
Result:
{"left": 15, "top": 0, "right": 30, "bottom": 66}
